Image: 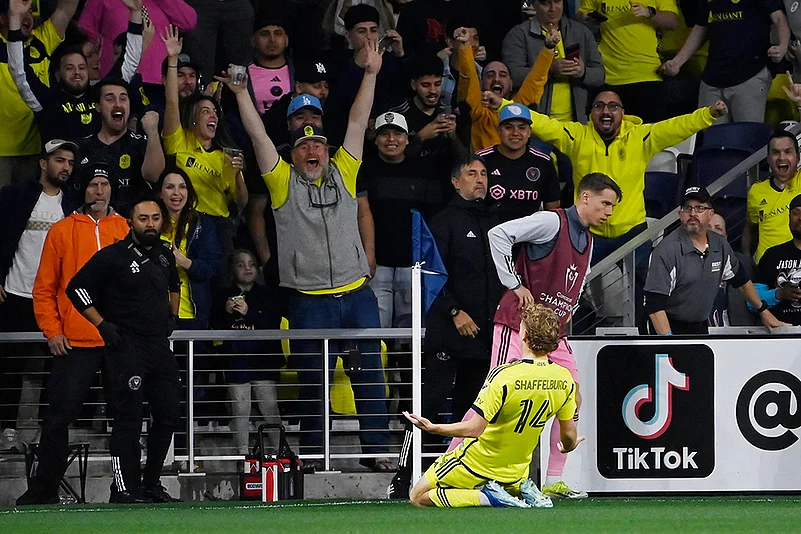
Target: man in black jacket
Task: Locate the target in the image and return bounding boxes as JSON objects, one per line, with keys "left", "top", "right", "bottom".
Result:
{"left": 0, "top": 139, "right": 77, "bottom": 450}
{"left": 67, "top": 198, "right": 181, "bottom": 504}
{"left": 388, "top": 155, "right": 505, "bottom": 499}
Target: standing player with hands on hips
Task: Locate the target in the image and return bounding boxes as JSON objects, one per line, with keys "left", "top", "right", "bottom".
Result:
{"left": 404, "top": 304, "right": 583, "bottom": 509}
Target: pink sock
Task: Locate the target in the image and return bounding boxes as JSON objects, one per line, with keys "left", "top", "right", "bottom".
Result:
{"left": 546, "top": 419, "right": 568, "bottom": 477}
{"left": 445, "top": 409, "right": 475, "bottom": 452}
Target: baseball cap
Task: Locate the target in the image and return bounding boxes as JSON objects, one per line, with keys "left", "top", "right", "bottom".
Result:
{"left": 375, "top": 112, "right": 408, "bottom": 134}
{"left": 682, "top": 186, "right": 712, "bottom": 205}
{"left": 43, "top": 139, "right": 79, "bottom": 157}
{"left": 294, "top": 60, "right": 330, "bottom": 84}
{"left": 499, "top": 103, "right": 532, "bottom": 125}
{"left": 290, "top": 124, "right": 327, "bottom": 147}
{"left": 253, "top": 12, "right": 287, "bottom": 33}
{"left": 161, "top": 53, "right": 202, "bottom": 77}
{"left": 287, "top": 94, "right": 324, "bottom": 119}
{"left": 790, "top": 194, "right": 801, "bottom": 211}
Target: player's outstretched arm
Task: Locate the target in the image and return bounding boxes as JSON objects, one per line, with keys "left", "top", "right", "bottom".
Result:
{"left": 403, "top": 411, "right": 487, "bottom": 438}
{"left": 556, "top": 418, "right": 585, "bottom": 453}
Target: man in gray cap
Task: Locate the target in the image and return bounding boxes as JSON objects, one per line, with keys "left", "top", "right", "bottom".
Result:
{"left": 645, "top": 186, "right": 787, "bottom": 334}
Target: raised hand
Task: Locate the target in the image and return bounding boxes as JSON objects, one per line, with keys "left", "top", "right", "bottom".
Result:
{"left": 782, "top": 70, "right": 801, "bottom": 104}
{"left": 544, "top": 27, "right": 561, "bottom": 49}
{"left": 482, "top": 90, "right": 503, "bottom": 111}
{"left": 214, "top": 67, "right": 249, "bottom": 95}
{"left": 140, "top": 110, "right": 160, "bottom": 136}
{"left": 8, "top": 0, "right": 30, "bottom": 20}
{"left": 161, "top": 25, "right": 183, "bottom": 58}
{"left": 142, "top": 17, "right": 155, "bottom": 52}
{"left": 709, "top": 100, "right": 728, "bottom": 118}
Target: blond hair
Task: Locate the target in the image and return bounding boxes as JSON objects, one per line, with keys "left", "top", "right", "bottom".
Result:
{"left": 521, "top": 304, "right": 560, "bottom": 355}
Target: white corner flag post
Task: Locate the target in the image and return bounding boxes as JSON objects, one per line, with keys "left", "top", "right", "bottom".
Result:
{"left": 411, "top": 263, "right": 423, "bottom": 485}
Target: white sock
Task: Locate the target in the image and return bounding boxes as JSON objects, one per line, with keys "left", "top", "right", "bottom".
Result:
{"left": 545, "top": 476, "right": 561, "bottom": 487}
{"left": 478, "top": 492, "right": 491, "bottom": 506}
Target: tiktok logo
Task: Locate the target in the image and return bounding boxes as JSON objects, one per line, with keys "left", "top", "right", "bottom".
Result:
{"left": 597, "top": 345, "right": 714, "bottom": 478}
{"left": 621, "top": 354, "right": 689, "bottom": 439}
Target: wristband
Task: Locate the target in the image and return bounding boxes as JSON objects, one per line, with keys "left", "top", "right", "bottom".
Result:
{"left": 7, "top": 29, "right": 24, "bottom": 42}
{"left": 757, "top": 300, "right": 769, "bottom": 313}
{"left": 665, "top": 332, "right": 673, "bottom": 336}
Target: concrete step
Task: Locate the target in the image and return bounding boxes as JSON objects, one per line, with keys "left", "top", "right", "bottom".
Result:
{"left": 0, "top": 470, "right": 398, "bottom": 507}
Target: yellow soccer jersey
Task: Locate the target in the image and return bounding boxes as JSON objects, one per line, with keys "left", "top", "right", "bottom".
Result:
{"left": 162, "top": 126, "right": 236, "bottom": 217}
{"left": 579, "top": 0, "right": 679, "bottom": 85}
{"left": 748, "top": 172, "right": 801, "bottom": 262}
{"left": 461, "top": 359, "right": 576, "bottom": 484}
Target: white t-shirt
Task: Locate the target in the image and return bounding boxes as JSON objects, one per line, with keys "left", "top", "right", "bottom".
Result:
{"left": 5, "top": 191, "right": 64, "bottom": 298}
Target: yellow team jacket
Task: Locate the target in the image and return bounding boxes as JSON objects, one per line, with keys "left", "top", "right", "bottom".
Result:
{"left": 498, "top": 102, "right": 716, "bottom": 238}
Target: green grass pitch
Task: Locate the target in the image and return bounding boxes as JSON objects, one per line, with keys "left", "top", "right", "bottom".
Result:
{"left": 3, "top": 497, "right": 801, "bottom": 533}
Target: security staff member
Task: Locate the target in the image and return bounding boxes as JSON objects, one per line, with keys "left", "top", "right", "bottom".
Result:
{"left": 644, "top": 187, "right": 786, "bottom": 334}
{"left": 67, "top": 198, "right": 181, "bottom": 504}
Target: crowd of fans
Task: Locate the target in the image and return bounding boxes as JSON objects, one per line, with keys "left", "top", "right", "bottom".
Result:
{"left": 1, "top": 0, "right": 801, "bottom": 502}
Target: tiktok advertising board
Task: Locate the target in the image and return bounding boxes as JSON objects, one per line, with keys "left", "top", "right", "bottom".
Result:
{"left": 540, "top": 338, "right": 801, "bottom": 492}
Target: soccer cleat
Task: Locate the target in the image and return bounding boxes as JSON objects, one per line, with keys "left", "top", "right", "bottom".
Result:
{"left": 542, "top": 481, "right": 588, "bottom": 500}
{"left": 15, "top": 488, "right": 60, "bottom": 506}
{"left": 144, "top": 483, "right": 181, "bottom": 503}
{"left": 387, "top": 472, "right": 410, "bottom": 500}
{"left": 519, "top": 479, "right": 553, "bottom": 508}
{"left": 481, "top": 480, "right": 531, "bottom": 508}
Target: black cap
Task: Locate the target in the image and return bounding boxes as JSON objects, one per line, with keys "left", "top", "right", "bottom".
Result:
{"left": 294, "top": 60, "right": 330, "bottom": 84}
{"left": 79, "top": 163, "right": 114, "bottom": 200}
{"left": 343, "top": 4, "right": 379, "bottom": 31}
{"left": 790, "top": 194, "right": 801, "bottom": 211}
{"left": 253, "top": 13, "right": 287, "bottom": 33}
{"left": 161, "top": 53, "right": 202, "bottom": 77}
{"left": 682, "top": 186, "right": 712, "bottom": 205}
{"left": 290, "top": 124, "right": 327, "bottom": 147}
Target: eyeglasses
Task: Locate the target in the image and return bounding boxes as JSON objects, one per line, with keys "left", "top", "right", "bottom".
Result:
{"left": 307, "top": 179, "right": 340, "bottom": 208}
{"left": 592, "top": 102, "right": 622, "bottom": 112}
{"left": 680, "top": 205, "right": 712, "bottom": 214}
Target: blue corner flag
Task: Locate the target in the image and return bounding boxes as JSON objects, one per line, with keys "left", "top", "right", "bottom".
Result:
{"left": 411, "top": 210, "right": 448, "bottom": 314}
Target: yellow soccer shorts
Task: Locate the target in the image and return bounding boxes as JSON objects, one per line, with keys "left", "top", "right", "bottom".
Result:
{"left": 424, "top": 444, "right": 524, "bottom": 495}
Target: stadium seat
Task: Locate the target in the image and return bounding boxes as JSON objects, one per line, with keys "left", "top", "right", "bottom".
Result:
{"left": 696, "top": 122, "right": 773, "bottom": 154}
{"left": 646, "top": 150, "right": 678, "bottom": 174}
{"left": 644, "top": 171, "right": 683, "bottom": 218}
{"left": 689, "top": 146, "right": 752, "bottom": 199}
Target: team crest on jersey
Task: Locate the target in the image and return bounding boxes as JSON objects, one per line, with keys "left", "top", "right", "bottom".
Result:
{"left": 128, "top": 375, "right": 142, "bottom": 391}
{"left": 159, "top": 254, "right": 170, "bottom": 267}
{"left": 526, "top": 167, "right": 541, "bottom": 182}
{"left": 490, "top": 184, "right": 506, "bottom": 200}
{"left": 130, "top": 261, "right": 140, "bottom": 273}
{"left": 119, "top": 154, "right": 131, "bottom": 169}
{"left": 565, "top": 263, "right": 579, "bottom": 293}
{"left": 81, "top": 113, "right": 93, "bottom": 125}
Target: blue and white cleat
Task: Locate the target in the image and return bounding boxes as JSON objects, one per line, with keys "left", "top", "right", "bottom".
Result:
{"left": 481, "top": 480, "right": 531, "bottom": 508}
{"left": 519, "top": 479, "right": 554, "bottom": 508}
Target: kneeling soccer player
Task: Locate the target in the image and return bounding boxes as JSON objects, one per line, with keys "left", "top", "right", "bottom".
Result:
{"left": 405, "top": 304, "right": 583, "bottom": 508}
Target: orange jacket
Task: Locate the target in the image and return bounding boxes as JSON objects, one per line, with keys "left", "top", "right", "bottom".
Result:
{"left": 458, "top": 43, "right": 554, "bottom": 151}
{"left": 33, "top": 211, "right": 130, "bottom": 347}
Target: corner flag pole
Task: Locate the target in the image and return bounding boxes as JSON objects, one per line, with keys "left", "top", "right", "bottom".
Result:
{"left": 411, "top": 263, "right": 423, "bottom": 484}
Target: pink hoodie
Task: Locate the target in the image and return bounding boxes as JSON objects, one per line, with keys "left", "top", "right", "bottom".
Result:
{"left": 79, "top": 0, "right": 197, "bottom": 85}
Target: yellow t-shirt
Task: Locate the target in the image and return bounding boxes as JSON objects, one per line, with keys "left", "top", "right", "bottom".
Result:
{"left": 550, "top": 38, "right": 574, "bottom": 122}
{"left": 747, "top": 172, "right": 801, "bottom": 262}
{"left": 0, "top": 20, "right": 63, "bottom": 156}
{"left": 263, "top": 147, "right": 366, "bottom": 295}
{"left": 162, "top": 126, "right": 236, "bottom": 217}
{"left": 461, "top": 359, "right": 577, "bottom": 483}
{"left": 161, "top": 223, "right": 195, "bottom": 319}
{"left": 579, "top": 0, "right": 678, "bottom": 85}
